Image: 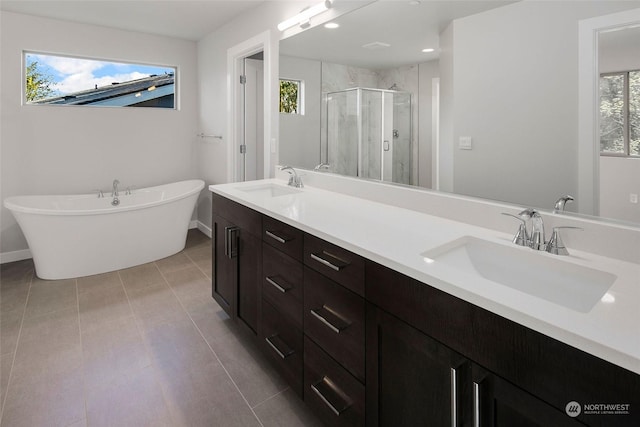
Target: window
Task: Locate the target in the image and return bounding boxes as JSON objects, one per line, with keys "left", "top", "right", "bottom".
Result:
{"left": 24, "top": 52, "right": 176, "bottom": 108}
{"left": 599, "top": 70, "right": 639, "bottom": 156}
{"left": 279, "top": 79, "right": 303, "bottom": 114}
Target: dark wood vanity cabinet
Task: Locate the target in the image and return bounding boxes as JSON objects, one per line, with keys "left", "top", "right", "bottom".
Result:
{"left": 366, "top": 261, "right": 640, "bottom": 427}
{"left": 259, "top": 216, "right": 305, "bottom": 396}
{"left": 211, "top": 193, "right": 639, "bottom": 427}
{"left": 211, "top": 193, "right": 262, "bottom": 335}
{"left": 302, "top": 234, "right": 367, "bottom": 426}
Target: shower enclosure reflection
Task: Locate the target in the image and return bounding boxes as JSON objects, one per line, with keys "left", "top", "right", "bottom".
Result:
{"left": 325, "top": 88, "right": 412, "bottom": 184}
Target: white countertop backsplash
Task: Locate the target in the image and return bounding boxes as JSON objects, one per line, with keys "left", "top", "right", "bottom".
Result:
{"left": 209, "top": 173, "right": 640, "bottom": 375}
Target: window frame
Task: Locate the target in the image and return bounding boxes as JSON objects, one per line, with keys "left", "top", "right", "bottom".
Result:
{"left": 599, "top": 69, "right": 639, "bottom": 158}
{"left": 279, "top": 78, "right": 304, "bottom": 115}
{"left": 23, "top": 50, "right": 178, "bottom": 109}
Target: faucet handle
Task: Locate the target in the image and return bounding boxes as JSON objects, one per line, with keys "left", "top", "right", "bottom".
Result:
{"left": 545, "top": 226, "right": 583, "bottom": 256}
{"left": 501, "top": 213, "right": 529, "bottom": 246}
{"left": 125, "top": 185, "right": 136, "bottom": 195}
{"left": 518, "top": 208, "right": 539, "bottom": 218}
{"left": 94, "top": 189, "right": 104, "bottom": 198}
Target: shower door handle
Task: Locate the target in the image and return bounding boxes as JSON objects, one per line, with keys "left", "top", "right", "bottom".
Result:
{"left": 383, "top": 140, "right": 390, "bottom": 151}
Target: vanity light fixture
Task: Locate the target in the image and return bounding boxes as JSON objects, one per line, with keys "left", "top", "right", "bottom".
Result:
{"left": 422, "top": 48, "right": 435, "bottom": 53}
{"left": 278, "top": 0, "right": 333, "bottom": 32}
{"left": 147, "top": 85, "right": 157, "bottom": 91}
{"left": 324, "top": 22, "right": 340, "bottom": 29}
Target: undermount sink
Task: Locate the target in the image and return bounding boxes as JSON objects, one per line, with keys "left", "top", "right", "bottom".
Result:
{"left": 421, "top": 236, "right": 617, "bottom": 313}
{"left": 237, "top": 183, "right": 301, "bottom": 197}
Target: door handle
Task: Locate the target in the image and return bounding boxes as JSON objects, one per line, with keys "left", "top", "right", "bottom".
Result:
{"left": 224, "top": 226, "right": 239, "bottom": 259}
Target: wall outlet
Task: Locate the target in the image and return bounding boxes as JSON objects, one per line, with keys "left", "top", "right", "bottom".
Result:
{"left": 459, "top": 136, "right": 473, "bottom": 150}
{"left": 630, "top": 193, "right": 638, "bottom": 204}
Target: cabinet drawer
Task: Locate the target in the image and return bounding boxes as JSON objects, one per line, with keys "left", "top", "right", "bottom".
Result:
{"left": 304, "top": 234, "right": 365, "bottom": 297}
{"left": 304, "top": 267, "right": 365, "bottom": 382}
{"left": 212, "top": 193, "right": 261, "bottom": 237}
{"left": 261, "top": 300, "right": 303, "bottom": 397}
{"left": 304, "top": 336, "right": 365, "bottom": 427}
{"left": 262, "top": 243, "right": 303, "bottom": 328}
{"left": 263, "top": 216, "right": 303, "bottom": 261}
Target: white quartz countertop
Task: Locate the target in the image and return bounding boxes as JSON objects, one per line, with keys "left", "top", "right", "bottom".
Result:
{"left": 209, "top": 179, "right": 640, "bottom": 375}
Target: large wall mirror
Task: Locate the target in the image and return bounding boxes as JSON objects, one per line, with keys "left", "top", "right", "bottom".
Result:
{"left": 279, "top": 0, "right": 640, "bottom": 226}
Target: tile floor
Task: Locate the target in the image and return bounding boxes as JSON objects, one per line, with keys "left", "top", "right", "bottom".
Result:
{"left": 0, "top": 229, "right": 322, "bottom": 427}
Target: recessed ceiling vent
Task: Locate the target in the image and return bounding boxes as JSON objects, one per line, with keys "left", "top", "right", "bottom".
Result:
{"left": 362, "top": 41, "right": 391, "bottom": 50}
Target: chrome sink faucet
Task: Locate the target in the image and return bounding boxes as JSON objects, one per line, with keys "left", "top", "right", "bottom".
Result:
{"left": 279, "top": 166, "right": 304, "bottom": 188}
{"left": 519, "top": 208, "right": 545, "bottom": 250}
{"left": 111, "top": 179, "right": 120, "bottom": 206}
{"left": 553, "top": 195, "right": 574, "bottom": 213}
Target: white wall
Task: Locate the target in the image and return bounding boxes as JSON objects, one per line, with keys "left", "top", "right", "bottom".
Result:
{"left": 600, "top": 157, "right": 640, "bottom": 222}
{"left": 0, "top": 11, "right": 198, "bottom": 258}
{"left": 442, "top": 1, "right": 638, "bottom": 211}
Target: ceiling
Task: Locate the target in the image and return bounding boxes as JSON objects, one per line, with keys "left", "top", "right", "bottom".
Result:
{"left": 0, "top": 0, "right": 266, "bottom": 41}
{"left": 279, "top": 0, "right": 515, "bottom": 68}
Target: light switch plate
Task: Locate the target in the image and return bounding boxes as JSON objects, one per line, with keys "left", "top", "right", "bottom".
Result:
{"left": 459, "top": 137, "right": 472, "bottom": 150}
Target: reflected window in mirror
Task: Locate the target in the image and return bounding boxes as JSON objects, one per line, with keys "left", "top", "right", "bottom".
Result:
{"left": 24, "top": 52, "right": 176, "bottom": 108}
{"left": 280, "top": 79, "right": 303, "bottom": 114}
{"left": 600, "top": 70, "right": 640, "bottom": 157}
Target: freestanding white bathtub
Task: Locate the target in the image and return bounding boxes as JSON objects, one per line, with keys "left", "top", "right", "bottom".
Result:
{"left": 4, "top": 179, "right": 205, "bottom": 280}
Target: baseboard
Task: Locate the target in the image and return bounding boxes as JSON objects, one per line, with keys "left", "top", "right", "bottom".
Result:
{"left": 196, "top": 220, "right": 212, "bottom": 238}
{"left": 0, "top": 249, "right": 32, "bottom": 264}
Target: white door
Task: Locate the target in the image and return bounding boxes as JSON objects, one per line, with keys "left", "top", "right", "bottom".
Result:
{"left": 240, "top": 57, "right": 264, "bottom": 181}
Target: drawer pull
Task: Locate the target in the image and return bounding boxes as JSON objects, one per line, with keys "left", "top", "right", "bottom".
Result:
{"left": 310, "top": 305, "right": 350, "bottom": 334}
{"left": 473, "top": 381, "right": 480, "bottom": 427}
{"left": 265, "top": 230, "right": 289, "bottom": 244}
{"left": 451, "top": 368, "right": 457, "bottom": 427}
{"left": 311, "top": 376, "right": 352, "bottom": 416}
{"left": 310, "top": 251, "right": 349, "bottom": 272}
{"left": 265, "top": 276, "right": 291, "bottom": 293}
{"left": 224, "top": 226, "right": 239, "bottom": 259}
{"left": 265, "top": 334, "right": 294, "bottom": 359}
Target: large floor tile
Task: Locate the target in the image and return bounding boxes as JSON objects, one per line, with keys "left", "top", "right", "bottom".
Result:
{"left": 253, "top": 387, "right": 323, "bottom": 427}
{"left": 76, "top": 271, "right": 121, "bottom": 294}
{"left": 85, "top": 365, "right": 174, "bottom": 427}
{"left": 207, "top": 324, "right": 289, "bottom": 407}
{"left": 78, "top": 280, "right": 132, "bottom": 333}
{"left": 119, "top": 262, "right": 164, "bottom": 292}
{"left": 155, "top": 252, "right": 195, "bottom": 275}
{"left": 2, "top": 366, "right": 84, "bottom": 427}
{"left": 0, "top": 311, "right": 24, "bottom": 357}
{"left": 157, "top": 357, "right": 261, "bottom": 427}
{"left": 81, "top": 315, "right": 150, "bottom": 392}
{"left": 185, "top": 245, "right": 212, "bottom": 278}
{"left": 23, "top": 278, "right": 76, "bottom": 319}
{"left": 0, "top": 260, "right": 34, "bottom": 290}
{"left": 127, "top": 282, "right": 191, "bottom": 331}
{"left": 163, "top": 266, "right": 211, "bottom": 311}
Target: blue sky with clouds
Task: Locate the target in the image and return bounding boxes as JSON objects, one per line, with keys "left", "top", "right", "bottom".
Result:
{"left": 26, "top": 53, "right": 174, "bottom": 97}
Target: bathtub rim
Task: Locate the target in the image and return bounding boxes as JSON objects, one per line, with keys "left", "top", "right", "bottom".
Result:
{"left": 3, "top": 179, "right": 205, "bottom": 216}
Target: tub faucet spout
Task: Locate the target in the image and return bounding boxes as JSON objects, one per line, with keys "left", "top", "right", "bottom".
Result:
{"left": 111, "top": 180, "right": 120, "bottom": 206}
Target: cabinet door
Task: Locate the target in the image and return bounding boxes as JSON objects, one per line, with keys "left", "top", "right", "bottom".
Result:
{"left": 366, "top": 305, "right": 470, "bottom": 427}
{"left": 473, "top": 365, "right": 586, "bottom": 427}
{"left": 237, "top": 229, "right": 261, "bottom": 334}
{"left": 212, "top": 214, "right": 237, "bottom": 318}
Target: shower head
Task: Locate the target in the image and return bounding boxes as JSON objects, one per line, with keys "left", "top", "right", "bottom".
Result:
{"left": 388, "top": 83, "right": 398, "bottom": 90}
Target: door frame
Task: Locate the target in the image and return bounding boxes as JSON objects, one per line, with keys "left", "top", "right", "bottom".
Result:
{"left": 578, "top": 7, "right": 640, "bottom": 216}
{"left": 227, "top": 30, "right": 277, "bottom": 182}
